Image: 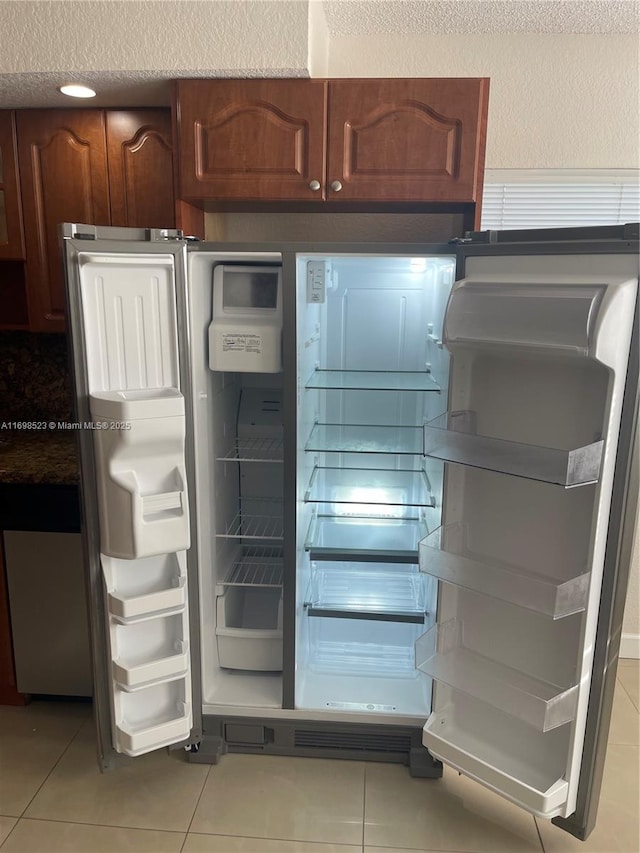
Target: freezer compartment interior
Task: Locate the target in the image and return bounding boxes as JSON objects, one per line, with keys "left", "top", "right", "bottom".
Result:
{"left": 189, "top": 249, "right": 285, "bottom": 711}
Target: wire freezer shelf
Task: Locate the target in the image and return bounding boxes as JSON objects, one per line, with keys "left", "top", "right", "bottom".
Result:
{"left": 221, "top": 553, "right": 283, "bottom": 587}
{"left": 216, "top": 438, "right": 284, "bottom": 463}
{"left": 216, "top": 513, "right": 284, "bottom": 541}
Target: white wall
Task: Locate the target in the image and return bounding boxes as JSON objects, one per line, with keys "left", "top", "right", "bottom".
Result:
{"left": 328, "top": 33, "right": 640, "bottom": 169}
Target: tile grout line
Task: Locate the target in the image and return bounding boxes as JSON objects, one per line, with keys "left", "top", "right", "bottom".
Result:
{"left": 17, "top": 712, "right": 90, "bottom": 820}
{"left": 534, "top": 815, "right": 547, "bottom": 853}
{"left": 617, "top": 675, "right": 640, "bottom": 714}
{"left": 361, "top": 762, "right": 367, "bottom": 852}
{"left": 179, "top": 757, "right": 214, "bottom": 852}
{"left": 0, "top": 818, "right": 20, "bottom": 852}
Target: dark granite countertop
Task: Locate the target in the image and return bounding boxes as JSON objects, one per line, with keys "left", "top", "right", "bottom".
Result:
{"left": 0, "top": 430, "right": 79, "bottom": 486}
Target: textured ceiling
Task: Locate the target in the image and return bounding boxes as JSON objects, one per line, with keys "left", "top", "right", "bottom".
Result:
{"left": 323, "top": 0, "right": 640, "bottom": 35}
{"left": 0, "top": 0, "right": 637, "bottom": 107}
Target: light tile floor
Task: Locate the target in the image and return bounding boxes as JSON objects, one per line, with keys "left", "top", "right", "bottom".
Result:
{"left": 0, "top": 665, "right": 638, "bottom": 853}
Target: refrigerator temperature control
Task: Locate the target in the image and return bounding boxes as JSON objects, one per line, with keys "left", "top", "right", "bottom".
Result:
{"left": 307, "top": 261, "right": 330, "bottom": 303}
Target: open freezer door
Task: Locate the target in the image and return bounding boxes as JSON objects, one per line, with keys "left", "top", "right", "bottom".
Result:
{"left": 415, "top": 229, "right": 638, "bottom": 837}
{"left": 62, "top": 224, "right": 202, "bottom": 765}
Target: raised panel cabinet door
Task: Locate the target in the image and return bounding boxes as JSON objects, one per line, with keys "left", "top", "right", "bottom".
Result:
{"left": 106, "top": 110, "right": 175, "bottom": 228}
{"left": 326, "top": 79, "right": 490, "bottom": 203}
{"left": 0, "top": 111, "right": 25, "bottom": 259}
{"left": 17, "top": 110, "right": 110, "bottom": 332}
{"left": 176, "top": 79, "right": 327, "bottom": 201}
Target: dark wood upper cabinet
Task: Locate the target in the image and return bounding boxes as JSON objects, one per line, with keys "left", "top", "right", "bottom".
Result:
{"left": 0, "top": 112, "right": 25, "bottom": 260}
{"left": 17, "top": 110, "right": 111, "bottom": 332}
{"left": 15, "top": 108, "right": 174, "bottom": 332}
{"left": 326, "top": 79, "right": 489, "bottom": 203}
{"left": 106, "top": 110, "right": 175, "bottom": 228}
{"left": 176, "top": 79, "right": 327, "bottom": 201}
{"left": 176, "top": 77, "right": 488, "bottom": 209}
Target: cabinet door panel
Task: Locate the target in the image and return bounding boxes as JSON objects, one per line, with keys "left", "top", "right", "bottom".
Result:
{"left": 327, "top": 79, "right": 489, "bottom": 202}
{"left": 0, "top": 111, "right": 25, "bottom": 259}
{"left": 17, "top": 110, "right": 110, "bottom": 332}
{"left": 177, "top": 80, "right": 326, "bottom": 201}
{"left": 106, "top": 110, "right": 175, "bottom": 228}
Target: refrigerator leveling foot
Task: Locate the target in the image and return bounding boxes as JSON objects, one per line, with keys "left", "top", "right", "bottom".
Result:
{"left": 185, "top": 736, "right": 226, "bottom": 765}
{"left": 409, "top": 747, "right": 444, "bottom": 778}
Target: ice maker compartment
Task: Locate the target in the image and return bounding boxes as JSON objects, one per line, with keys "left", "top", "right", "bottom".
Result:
{"left": 91, "top": 390, "right": 190, "bottom": 558}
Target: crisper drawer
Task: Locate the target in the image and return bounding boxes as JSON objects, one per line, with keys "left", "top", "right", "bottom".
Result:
{"left": 307, "top": 616, "right": 424, "bottom": 679}
{"left": 216, "top": 586, "right": 283, "bottom": 671}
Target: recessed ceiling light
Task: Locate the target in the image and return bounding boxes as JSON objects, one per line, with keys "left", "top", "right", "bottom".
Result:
{"left": 58, "top": 84, "right": 96, "bottom": 99}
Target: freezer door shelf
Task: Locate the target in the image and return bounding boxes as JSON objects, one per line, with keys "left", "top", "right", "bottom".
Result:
{"left": 114, "top": 677, "right": 192, "bottom": 757}
{"left": 103, "top": 552, "right": 188, "bottom": 622}
{"left": 305, "top": 369, "right": 440, "bottom": 392}
{"left": 419, "top": 524, "right": 590, "bottom": 620}
{"left": 305, "top": 467, "right": 435, "bottom": 509}
{"left": 306, "top": 514, "right": 428, "bottom": 563}
{"left": 112, "top": 643, "right": 189, "bottom": 690}
{"left": 423, "top": 707, "right": 569, "bottom": 818}
{"left": 424, "top": 411, "right": 604, "bottom": 487}
{"left": 305, "top": 566, "right": 428, "bottom": 624}
{"left": 416, "top": 619, "right": 578, "bottom": 732}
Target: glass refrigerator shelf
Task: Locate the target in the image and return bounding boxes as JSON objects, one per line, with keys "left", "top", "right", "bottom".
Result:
{"left": 305, "top": 467, "right": 435, "bottom": 509}
{"left": 307, "top": 423, "right": 424, "bottom": 455}
{"left": 305, "top": 369, "right": 440, "bottom": 392}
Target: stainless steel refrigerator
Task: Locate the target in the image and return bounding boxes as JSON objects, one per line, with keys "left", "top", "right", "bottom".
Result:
{"left": 62, "top": 221, "right": 639, "bottom": 841}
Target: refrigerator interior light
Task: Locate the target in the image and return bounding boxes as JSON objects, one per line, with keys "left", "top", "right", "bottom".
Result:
{"left": 333, "top": 486, "right": 404, "bottom": 518}
{"left": 410, "top": 258, "right": 428, "bottom": 272}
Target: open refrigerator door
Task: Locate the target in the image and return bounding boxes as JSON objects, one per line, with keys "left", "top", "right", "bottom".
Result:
{"left": 63, "top": 224, "right": 201, "bottom": 764}
{"left": 416, "top": 236, "right": 638, "bottom": 837}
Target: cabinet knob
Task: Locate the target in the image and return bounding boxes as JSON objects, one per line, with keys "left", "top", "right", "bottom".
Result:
{"left": 330, "top": 180, "right": 343, "bottom": 192}
{"left": 309, "top": 180, "right": 321, "bottom": 191}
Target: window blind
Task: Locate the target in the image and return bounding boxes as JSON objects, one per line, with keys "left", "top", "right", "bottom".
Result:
{"left": 481, "top": 170, "right": 640, "bottom": 230}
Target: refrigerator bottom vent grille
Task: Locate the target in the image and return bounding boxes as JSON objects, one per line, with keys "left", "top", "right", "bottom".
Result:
{"left": 294, "top": 730, "right": 412, "bottom": 754}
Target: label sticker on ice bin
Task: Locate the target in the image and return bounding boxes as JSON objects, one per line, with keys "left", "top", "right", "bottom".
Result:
{"left": 222, "top": 334, "right": 262, "bottom": 354}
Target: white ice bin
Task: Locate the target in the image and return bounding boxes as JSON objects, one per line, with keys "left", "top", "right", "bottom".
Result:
{"left": 90, "top": 389, "right": 190, "bottom": 560}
